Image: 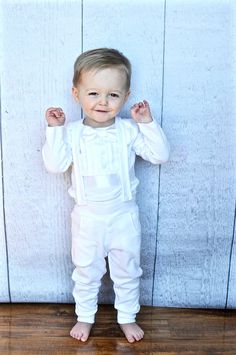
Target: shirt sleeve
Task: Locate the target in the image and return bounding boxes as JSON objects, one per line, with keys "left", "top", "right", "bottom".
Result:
{"left": 42, "top": 125, "right": 73, "bottom": 173}
{"left": 133, "top": 120, "right": 170, "bottom": 164}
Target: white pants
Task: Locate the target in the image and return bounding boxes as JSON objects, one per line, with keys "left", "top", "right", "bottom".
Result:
{"left": 71, "top": 199, "right": 142, "bottom": 324}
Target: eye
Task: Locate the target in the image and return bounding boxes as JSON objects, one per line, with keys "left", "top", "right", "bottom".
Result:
{"left": 110, "top": 93, "right": 119, "bottom": 98}
{"left": 88, "top": 92, "right": 98, "bottom": 96}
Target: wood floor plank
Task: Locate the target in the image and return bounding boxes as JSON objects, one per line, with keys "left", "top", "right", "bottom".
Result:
{"left": 0, "top": 304, "right": 236, "bottom": 354}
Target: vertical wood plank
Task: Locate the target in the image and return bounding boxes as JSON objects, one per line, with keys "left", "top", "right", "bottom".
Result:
{"left": 0, "top": 3, "right": 9, "bottom": 302}
{"left": 83, "top": 0, "right": 165, "bottom": 305}
{"left": 1, "top": 1, "right": 82, "bottom": 302}
{"left": 0, "top": 140, "right": 9, "bottom": 301}
{"left": 227, "top": 204, "right": 236, "bottom": 308}
{"left": 225, "top": 0, "right": 236, "bottom": 310}
{"left": 0, "top": 2, "right": 9, "bottom": 297}
{"left": 153, "top": 0, "right": 236, "bottom": 307}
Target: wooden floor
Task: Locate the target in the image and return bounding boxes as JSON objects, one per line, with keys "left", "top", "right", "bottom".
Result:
{"left": 0, "top": 304, "right": 236, "bottom": 354}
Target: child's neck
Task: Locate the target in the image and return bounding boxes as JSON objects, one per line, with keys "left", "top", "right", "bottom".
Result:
{"left": 83, "top": 117, "right": 115, "bottom": 128}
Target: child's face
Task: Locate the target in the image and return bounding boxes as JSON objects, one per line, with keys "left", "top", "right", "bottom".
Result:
{"left": 72, "top": 67, "right": 130, "bottom": 127}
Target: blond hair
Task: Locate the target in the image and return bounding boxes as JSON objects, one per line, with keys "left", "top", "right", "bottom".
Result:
{"left": 73, "top": 48, "right": 131, "bottom": 90}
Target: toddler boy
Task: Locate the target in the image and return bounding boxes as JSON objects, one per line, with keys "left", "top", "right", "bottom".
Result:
{"left": 42, "top": 48, "right": 170, "bottom": 343}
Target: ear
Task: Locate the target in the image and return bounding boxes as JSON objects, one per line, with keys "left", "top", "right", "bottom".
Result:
{"left": 124, "top": 90, "right": 131, "bottom": 103}
{"left": 72, "top": 87, "right": 80, "bottom": 103}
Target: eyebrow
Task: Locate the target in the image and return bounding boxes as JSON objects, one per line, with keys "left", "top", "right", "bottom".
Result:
{"left": 85, "top": 88, "right": 123, "bottom": 94}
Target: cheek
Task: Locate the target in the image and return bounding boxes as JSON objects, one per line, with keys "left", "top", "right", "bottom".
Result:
{"left": 112, "top": 103, "right": 121, "bottom": 111}
{"left": 116, "top": 100, "right": 125, "bottom": 109}
{"left": 83, "top": 98, "right": 93, "bottom": 107}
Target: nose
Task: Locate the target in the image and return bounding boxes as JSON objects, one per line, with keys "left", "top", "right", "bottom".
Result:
{"left": 99, "top": 95, "right": 108, "bottom": 106}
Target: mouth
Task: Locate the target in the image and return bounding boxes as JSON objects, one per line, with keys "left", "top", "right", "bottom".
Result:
{"left": 95, "top": 110, "right": 109, "bottom": 113}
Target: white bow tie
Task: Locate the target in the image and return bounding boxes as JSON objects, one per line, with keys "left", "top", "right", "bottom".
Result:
{"left": 82, "top": 126, "right": 117, "bottom": 142}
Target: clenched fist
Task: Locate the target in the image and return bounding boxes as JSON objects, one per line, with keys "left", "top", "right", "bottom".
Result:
{"left": 130, "top": 100, "right": 153, "bottom": 124}
{"left": 45, "top": 107, "right": 66, "bottom": 127}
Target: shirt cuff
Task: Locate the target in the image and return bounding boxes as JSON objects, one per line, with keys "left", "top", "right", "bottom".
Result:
{"left": 137, "top": 119, "right": 161, "bottom": 131}
{"left": 46, "top": 125, "right": 65, "bottom": 141}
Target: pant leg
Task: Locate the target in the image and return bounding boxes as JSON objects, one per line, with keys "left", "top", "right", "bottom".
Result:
{"left": 71, "top": 205, "right": 107, "bottom": 324}
{"left": 108, "top": 205, "right": 143, "bottom": 324}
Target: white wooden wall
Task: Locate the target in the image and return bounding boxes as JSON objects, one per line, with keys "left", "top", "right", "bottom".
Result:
{"left": 0, "top": 0, "right": 235, "bottom": 308}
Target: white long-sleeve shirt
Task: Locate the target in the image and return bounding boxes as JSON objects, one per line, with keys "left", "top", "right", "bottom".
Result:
{"left": 42, "top": 117, "right": 170, "bottom": 204}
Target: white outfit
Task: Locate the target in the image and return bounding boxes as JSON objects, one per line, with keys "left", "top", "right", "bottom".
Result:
{"left": 71, "top": 199, "right": 142, "bottom": 324}
{"left": 42, "top": 116, "right": 170, "bottom": 324}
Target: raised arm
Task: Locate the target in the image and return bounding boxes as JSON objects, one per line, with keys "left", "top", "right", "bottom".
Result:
{"left": 130, "top": 100, "right": 170, "bottom": 164}
{"left": 42, "top": 107, "right": 73, "bottom": 173}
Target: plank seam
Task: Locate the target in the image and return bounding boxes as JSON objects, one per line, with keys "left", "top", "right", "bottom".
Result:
{"left": 152, "top": 0, "right": 167, "bottom": 306}
{"left": 80, "top": 0, "right": 84, "bottom": 120}
{"left": 81, "top": 0, "right": 83, "bottom": 53}
{"left": 225, "top": 199, "right": 236, "bottom": 309}
{"left": 160, "top": 0, "right": 166, "bottom": 128}
{"left": 0, "top": 84, "right": 12, "bottom": 302}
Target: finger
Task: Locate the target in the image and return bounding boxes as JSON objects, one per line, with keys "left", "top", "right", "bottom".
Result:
{"left": 53, "top": 109, "right": 64, "bottom": 118}
{"left": 46, "top": 107, "right": 56, "bottom": 116}
{"left": 47, "top": 108, "right": 58, "bottom": 114}
{"left": 58, "top": 108, "right": 65, "bottom": 118}
{"left": 131, "top": 103, "right": 139, "bottom": 108}
{"left": 50, "top": 111, "right": 59, "bottom": 118}
{"left": 131, "top": 103, "right": 143, "bottom": 113}
{"left": 131, "top": 106, "right": 140, "bottom": 114}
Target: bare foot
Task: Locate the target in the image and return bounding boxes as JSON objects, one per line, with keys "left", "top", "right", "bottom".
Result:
{"left": 70, "top": 322, "right": 93, "bottom": 342}
{"left": 120, "top": 323, "right": 144, "bottom": 343}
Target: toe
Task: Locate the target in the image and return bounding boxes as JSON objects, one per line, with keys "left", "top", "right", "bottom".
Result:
{"left": 127, "top": 335, "right": 135, "bottom": 343}
{"left": 70, "top": 330, "right": 75, "bottom": 338}
{"left": 138, "top": 333, "right": 144, "bottom": 341}
{"left": 70, "top": 330, "right": 82, "bottom": 340}
{"left": 76, "top": 332, "right": 82, "bottom": 340}
{"left": 81, "top": 333, "right": 88, "bottom": 342}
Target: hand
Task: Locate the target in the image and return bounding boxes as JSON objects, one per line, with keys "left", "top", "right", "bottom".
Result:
{"left": 130, "top": 100, "right": 153, "bottom": 123}
{"left": 45, "top": 107, "right": 65, "bottom": 127}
